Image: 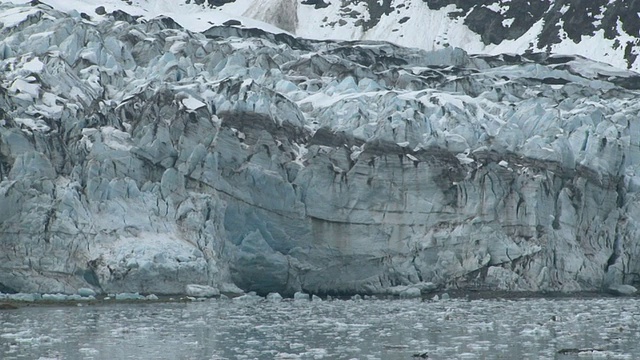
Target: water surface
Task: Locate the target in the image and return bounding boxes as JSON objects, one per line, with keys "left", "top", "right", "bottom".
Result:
{"left": 1, "top": 296, "right": 638, "bottom": 359}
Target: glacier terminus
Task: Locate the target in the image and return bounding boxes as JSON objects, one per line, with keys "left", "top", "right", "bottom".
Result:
{"left": 1, "top": 0, "right": 640, "bottom": 298}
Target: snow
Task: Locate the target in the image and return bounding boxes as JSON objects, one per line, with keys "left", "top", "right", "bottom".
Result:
{"left": 4, "top": 0, "right": 638, "bottom": 72}
{"left": 181, "top": 96, "right": 206, "bottom": 111}
{"left": 3, "top": 0, "right": 288, "bottom": 34}
{"left": 0, "top": 6, "right": 40, "bottom": 27}
{"left": 5, "top": 0, "right": 639, "bottom": 72}
{"left": 9, "top": 78, "right": 40, "bottom": 98}
{"left": 14, "top": 117, "right": 49, "bottom": 132}
{"left": 22, "top": 57, "right": 44, "bottom": 72}
{"left": 486, "top": 2, "right": 508, "bottom": 15}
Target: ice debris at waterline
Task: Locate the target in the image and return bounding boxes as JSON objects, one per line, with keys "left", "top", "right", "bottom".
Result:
{"left": 2, "top": 297, "right": 640, "bottom": 359}
{"left": 2, "top": 2, "right": 640, "bottom": 297}
{"left": 0, "top": 292, "right": 157, "bottom": 303}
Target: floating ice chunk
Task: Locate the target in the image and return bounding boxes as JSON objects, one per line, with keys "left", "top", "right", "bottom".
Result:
{"left": 77, "top": 288, "right": 97, "bottom": 297}
{"left": 498, "top": 160, "right": 509, "bottom": 167}
{"left": 233, "top": 292, "right": 262, "bottom": 301}
{"left": 185, "top": 284, "right": 219, "bottom": 298}
{"left": 399, "top": 287, "right": 421, "bottom": 299}
{"left": 267, "top": 292, "right": 283, "bottom": 302}
{"left": 42, "top": 294, "right": 69, "bottom": 301}
{"left": 8, "top": 293, "right": 38, "bottom": 302}
{"left": 520, "top": 325, "right": 550, "bottom": 337}
{"left": 146, "top": 294, "right": 159, "bottom": 300}
{"left": 275, "top": 352, "right": 302, "bottom": 359}
{"left": 0, "top": 330, "right": 33, "bottom": 340}
{"left": 79, "top": 348, "right": 99, "bottom": 356}
{"left": 607, "top": 284, "right": 637, "bottom": 296}
{"left": 312, "top": 295, "right": 322, "bottom": 302}
{"left": 294, "top": 292, "right": 310, "bottom": 301}
{"left": 115, "top": 292, "right": 145, "bottom": 300}
{"left": 415, "top": 282, "right": 437, "bottom": 291}
{"left": 219, "top": 282, "right": 244, "bottom": 295}
{"left": 459, "top": 353, "right": 479, "bottom": 359}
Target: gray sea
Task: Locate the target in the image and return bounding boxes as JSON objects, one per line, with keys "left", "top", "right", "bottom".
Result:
{"left": 1, "top": 296, "right": 638, "bottom": 359}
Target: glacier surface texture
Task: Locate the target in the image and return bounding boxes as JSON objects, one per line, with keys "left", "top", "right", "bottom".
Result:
{"left": 1, "top": 2, "right": 640, "bottom": 295}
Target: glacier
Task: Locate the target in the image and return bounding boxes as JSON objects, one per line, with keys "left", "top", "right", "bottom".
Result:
{"left": 1, "top": 2, "right": 640, "bottom": 296}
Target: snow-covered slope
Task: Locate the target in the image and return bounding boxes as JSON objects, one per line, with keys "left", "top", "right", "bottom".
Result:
{"left": 8, "top": 0, "right": 639, "bottom": 72}
{"left": 261, "top": 0, "right": 640, "bottom": 72}
{"left": 2, "top": 1, "right": 640, "bottom": 296}
{"left": 1, "top": 0, "right": 287, "bottom": 33}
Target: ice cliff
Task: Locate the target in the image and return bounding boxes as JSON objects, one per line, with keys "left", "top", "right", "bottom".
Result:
{"left": 1, "top": 2, "right": 640, "bottom": 296}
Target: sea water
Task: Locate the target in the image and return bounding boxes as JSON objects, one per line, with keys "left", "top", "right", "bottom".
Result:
{"left": 0, "top": 296, "right": 638, "bottom": 359}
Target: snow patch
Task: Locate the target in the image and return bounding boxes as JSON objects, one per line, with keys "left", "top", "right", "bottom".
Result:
{"left": 181, "top": 96, "right": 206, "bottom": 111}
{"left": 14, "top": 117, "right": 49, "bottom": 132}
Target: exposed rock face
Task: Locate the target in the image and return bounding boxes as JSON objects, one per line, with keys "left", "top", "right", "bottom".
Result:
{"left": 1, "top": 2, "right": 640, "bottom": 296}
{"left": 203, "top": 0, "right": 640, "bottom": 71}
{"left": 421, "top": 0, "right": 640, "bottom": 60}
{"left": 321, "top": 0, "right": 640, "bottom": 69}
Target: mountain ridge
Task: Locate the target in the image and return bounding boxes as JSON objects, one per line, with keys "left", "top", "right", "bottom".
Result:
{"left": 188, "top": 0, "right": 640, "bottom": 71}
{"left": 5, "top": 0, "right": 640, "bottom": 71}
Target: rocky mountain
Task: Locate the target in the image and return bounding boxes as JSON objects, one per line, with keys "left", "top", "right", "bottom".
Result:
{"left": 1, "top": 1, "right": 640, "bottom": 296}
{"left": 196, "top": 0, "right": 640, "bottom": 72}
{"left": 8, "top": 0, "right": 640, "bottom": 71}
